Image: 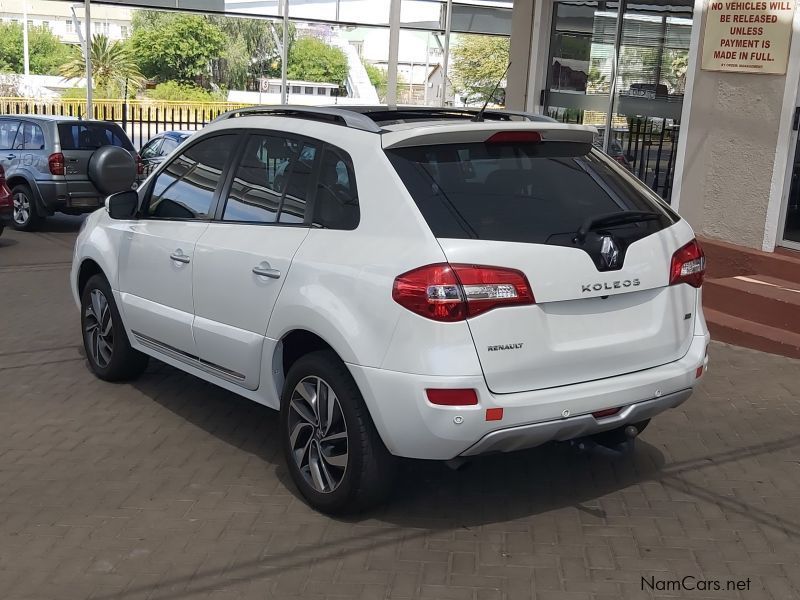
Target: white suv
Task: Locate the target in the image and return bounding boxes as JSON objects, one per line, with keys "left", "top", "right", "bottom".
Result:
{"left": 71, "top": 106, "right": 710, "bottom": 513}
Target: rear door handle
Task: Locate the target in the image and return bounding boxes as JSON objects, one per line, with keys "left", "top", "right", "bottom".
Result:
{"left": 6, "top": 154, "right": 15, "bottom": 160}
{"left": 170, "top": 250, "right": 191, "bottom": 264}
{"left": 252, "top": 262, "right": 281, "bottom": 279}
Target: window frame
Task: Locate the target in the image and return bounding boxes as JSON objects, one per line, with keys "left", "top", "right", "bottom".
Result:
{"left": 139, "top": 130, "right": 242, "bottom": 222}
{"left": 212, "top": 130, "right": 324, "bottom": 228}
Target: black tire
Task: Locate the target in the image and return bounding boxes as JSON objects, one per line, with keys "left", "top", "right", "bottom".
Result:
{"left": 11, "top": 184, "right": 43, "bottom": 231}
{"left": 80, "top": 274, "right": 148, "bottom": 382}
{"left": 280, "top": 350, "right": 396, "bottom": 514}
{"left": 591, "top": 419, "right": 650, "bottom": 449}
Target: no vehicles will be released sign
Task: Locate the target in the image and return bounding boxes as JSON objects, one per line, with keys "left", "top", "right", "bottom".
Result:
{"left": 701, "top": 0, "right": 796, "bottom": 74}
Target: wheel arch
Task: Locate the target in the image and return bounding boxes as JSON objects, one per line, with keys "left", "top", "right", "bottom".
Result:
{"left": 77, "top": 258, "right": 106, "bottom": 297}
{"left": 6, "top": 173, "right": 47, "bottom": 216}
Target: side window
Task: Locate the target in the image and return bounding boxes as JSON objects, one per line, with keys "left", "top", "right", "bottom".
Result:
{"left": 0, "top": 120, "right": 20, "bottom": 150}
{"left": 13, "top": 123, "right": 45, "bottom": 150}
{"left": 312, "top": 146, "right": 360, "bottom": 230}
{"left": 140, "top": 138, "right": 162, "bottom": 159}
{"left": 146, "top": 135, "right": 236, "bottom": 220}
{"left": 222, "top": 134, "right": 317, "bottom": 224}
{"left": 160, "top": 137, "right": 179, "bottom": 156}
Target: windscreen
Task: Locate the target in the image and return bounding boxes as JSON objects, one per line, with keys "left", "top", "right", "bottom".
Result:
{"left": 58, "top": 123, "right": 135, "bottom": 151}
{"left": 386, "top": 142, "right": 676, "bottom": 244}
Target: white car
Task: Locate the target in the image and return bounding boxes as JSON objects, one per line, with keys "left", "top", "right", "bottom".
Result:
{"left": 71, "top": 106, "right": 710, "bottom": 513}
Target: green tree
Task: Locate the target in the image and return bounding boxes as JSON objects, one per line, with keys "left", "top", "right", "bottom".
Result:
{"left": 60, "top": 34, "right": 145, "bottom": 98}
{"left": 146, "top": 81, "right": 225, "bottom": 102}
{"left": 450, "top": 35, "right": 509, "bottom": 106}
{"left": 0, "top": 23, "right": 72, "bottom": 75}
{"left": 130, "top": 12, "right": 225, "bottom": 85}
{"left": 363, "top": 60, "right": 387, "bottom": 99}
{"left": 287, "top": 37, "right": 348, "bottom": 86}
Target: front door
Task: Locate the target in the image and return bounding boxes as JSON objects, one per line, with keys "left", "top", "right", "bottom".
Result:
{"left": 117, "top": 133, "right": 237, "bottom": 357}
{"left": 192, "top": 133, "right": 319, "bottom": 390}
{"left": 780, "top": 118, "right": 800, "bottom": 248}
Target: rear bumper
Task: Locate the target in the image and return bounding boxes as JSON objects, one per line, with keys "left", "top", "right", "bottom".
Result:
{"left": 348, "top": 332, "right": 709, "bottom": 460}
{"left": 461, "top": 388, "right": 691, "bottom": 456}
{"left": 35, "top": 180, "right": 103, "bottom": 214}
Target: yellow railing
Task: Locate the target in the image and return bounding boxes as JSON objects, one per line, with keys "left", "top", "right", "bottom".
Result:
{"left": 0, "top": 97, "right": 254, "bottom": 122}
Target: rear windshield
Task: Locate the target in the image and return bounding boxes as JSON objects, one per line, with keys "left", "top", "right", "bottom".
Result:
{"left": 386, "top": 141, "right": 676, "bottom": 244}
{"left": 58, "top": 123, "right": 134, "bottom": 151}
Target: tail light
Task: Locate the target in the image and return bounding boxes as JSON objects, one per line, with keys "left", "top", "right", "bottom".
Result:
{"left": 135, "top": 153, "right": 144, "bottom": 176}
{"left": 0, "top": 165, "right": 10, "bottom": 209}
{"left": 48, "top": 152, "right": 65, "bottom": 176}
{"left": 669, "top": 239, "right": 705, "bottom": 288}
{"left": 486, "top": 131, "right": 541, "bottom": 144}
{"left": 392, "top": 263, "right": 535, "bottom": 322}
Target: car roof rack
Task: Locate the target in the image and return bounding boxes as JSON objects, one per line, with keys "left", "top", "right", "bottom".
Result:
{"left": 212, "top": 105, "right": 383, "bottom": 133}
{"left": 213, "top": 105, "right": 558, "bottom": 133}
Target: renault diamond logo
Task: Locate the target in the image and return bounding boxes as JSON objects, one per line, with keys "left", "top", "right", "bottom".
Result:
{"left": 600, "top": 236, "right": 619, "bottom": 268}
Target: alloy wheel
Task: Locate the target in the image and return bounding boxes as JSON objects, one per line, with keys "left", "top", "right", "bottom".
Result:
{"left": 12, "top": 192, "right": 30, "bottom": 226}
{"left": 84, "top": 289, "right": 114, "bottom": 369}
{"left": 287, "top": 375, "right": 349, "bottom": 493}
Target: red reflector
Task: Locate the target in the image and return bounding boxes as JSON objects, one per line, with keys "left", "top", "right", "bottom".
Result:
{"left": 592, "top": 407, "right": 621, "bottom": 419}
{"left": 485, "top": 408, "right": 503, "bottom": 421}
{"left": 695, "top": 365, "right": 704, "bottom": 379}
{"left": 486, "top": 131, "right": 542, "bottom": 144}
{"left": 426, "top": 388, "right": 478, "bottom": 406}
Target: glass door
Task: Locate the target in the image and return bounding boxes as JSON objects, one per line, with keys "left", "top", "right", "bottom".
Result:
{"left": 780, "top": 120, "right": 800, "bottom": 248}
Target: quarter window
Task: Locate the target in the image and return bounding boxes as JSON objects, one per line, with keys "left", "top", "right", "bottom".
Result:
{"left": 222, "top": 134, "right": 317, "bottom": 224}
{"left": 146, "top": 135, "right": 235, "bottom": 220}
{"left": 13, "top": 122, "right": 45, "bottom": 151}
{"left": 312, "top": 146, "right": 359, "bottom": 230}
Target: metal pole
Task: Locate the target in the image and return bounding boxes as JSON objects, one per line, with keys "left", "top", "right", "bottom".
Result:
{"left": 603, "top": 0, "right": 626, "bottom": 153}
{"left": 280, "top": 0, "right": 289, "bottom": 104}
{"left": 386, "top": 0, "right": 401, "bottom": 106}
{"left": 22, "top": 0, "right": 30, "bottom": 77}
{"left": 84, "top": 0, "right": 93, "bottom": 118}
{"left": 440, "top": 0, "right": 453, "bottom": 107}
{"left": 423, "top": 32, "right": 430, "bottom": 105}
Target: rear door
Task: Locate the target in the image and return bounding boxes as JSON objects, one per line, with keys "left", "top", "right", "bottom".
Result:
{"left": 386, "top": 132, "right": 697, "bottom": 393}
{"left": 57, "top": 121, "right": 136, "bottom": 207}
{"left": 0, "top": 119, "right": 21, "bottom": 176}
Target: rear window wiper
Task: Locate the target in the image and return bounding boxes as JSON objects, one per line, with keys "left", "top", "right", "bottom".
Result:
{"left": 575, "top": 210, "right": 661, "bottom": 243}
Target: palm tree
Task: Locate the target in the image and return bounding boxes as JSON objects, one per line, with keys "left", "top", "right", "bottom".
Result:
{"left": 60, "top": 34, "right": 146, "bottom": 98}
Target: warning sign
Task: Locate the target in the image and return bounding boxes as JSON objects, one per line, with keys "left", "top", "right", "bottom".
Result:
{"left": 701, "top": 0, "right": 796, "bottom": 74}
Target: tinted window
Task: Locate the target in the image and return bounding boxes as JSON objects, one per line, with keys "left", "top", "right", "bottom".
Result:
{"left": 160, "top": 137, "right": 179, "bottom": 155}
{"left": 0, "top": 120, "right": 20, "bottom": 150}
{"left": 312, "top": 146, "right": 359, "bottom": 230}
{"left": 222, "top": 134, "right": 317, "bottom": 224}
{"left": 387, "top": 142, "right": 674, "bottom": 244}
{"left": 58, "top": 122, "right": 134, "bottom": 151}
{"left": 147, "top": 135, "right": 235, "bottom": 220}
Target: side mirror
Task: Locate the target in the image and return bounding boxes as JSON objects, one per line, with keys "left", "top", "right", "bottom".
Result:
{"left": 106, "top": 190, "right": 139, "bottom": 220}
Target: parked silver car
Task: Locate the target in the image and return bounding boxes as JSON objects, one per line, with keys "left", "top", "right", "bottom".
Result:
{"left": 0, "top": 116, "right": 141, "bottom": 230}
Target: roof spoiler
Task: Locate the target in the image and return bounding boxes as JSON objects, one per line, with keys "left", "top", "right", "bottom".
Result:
{"left": 382, "top": 122, "right": 597, "bottom": 149}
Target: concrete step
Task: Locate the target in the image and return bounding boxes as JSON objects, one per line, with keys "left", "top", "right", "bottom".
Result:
{"left": 704, "top": 307, "right": 800, "bottom": 359}
{"left": 701, "top": 237, "right": 800, "bottom": 284}
{"left": 703, "top": 275, "right": 800, "bottom": 333}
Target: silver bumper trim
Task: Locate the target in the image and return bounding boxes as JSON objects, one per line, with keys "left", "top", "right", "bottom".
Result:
{"left": 460, "top": 388, "right": 693, "bottom": 456}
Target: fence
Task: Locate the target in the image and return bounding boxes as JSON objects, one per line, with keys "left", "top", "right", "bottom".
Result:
{"left": 547, "top": 108, "right": 680, "bottom": 202}
{"left": 0, "top": 98, "right": 251, "bottom": 150}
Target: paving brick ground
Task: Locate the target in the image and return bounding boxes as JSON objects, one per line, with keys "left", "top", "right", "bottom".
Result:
{"left": 0, "top": 217, "right": 798, "bottom": 600}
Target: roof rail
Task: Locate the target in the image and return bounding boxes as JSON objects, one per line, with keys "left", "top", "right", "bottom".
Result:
{"left": 344, "top": 106, "right": 557, "bottom": 124}
{"left": 212, "top": 105, "right": 383, "bottom": 133}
